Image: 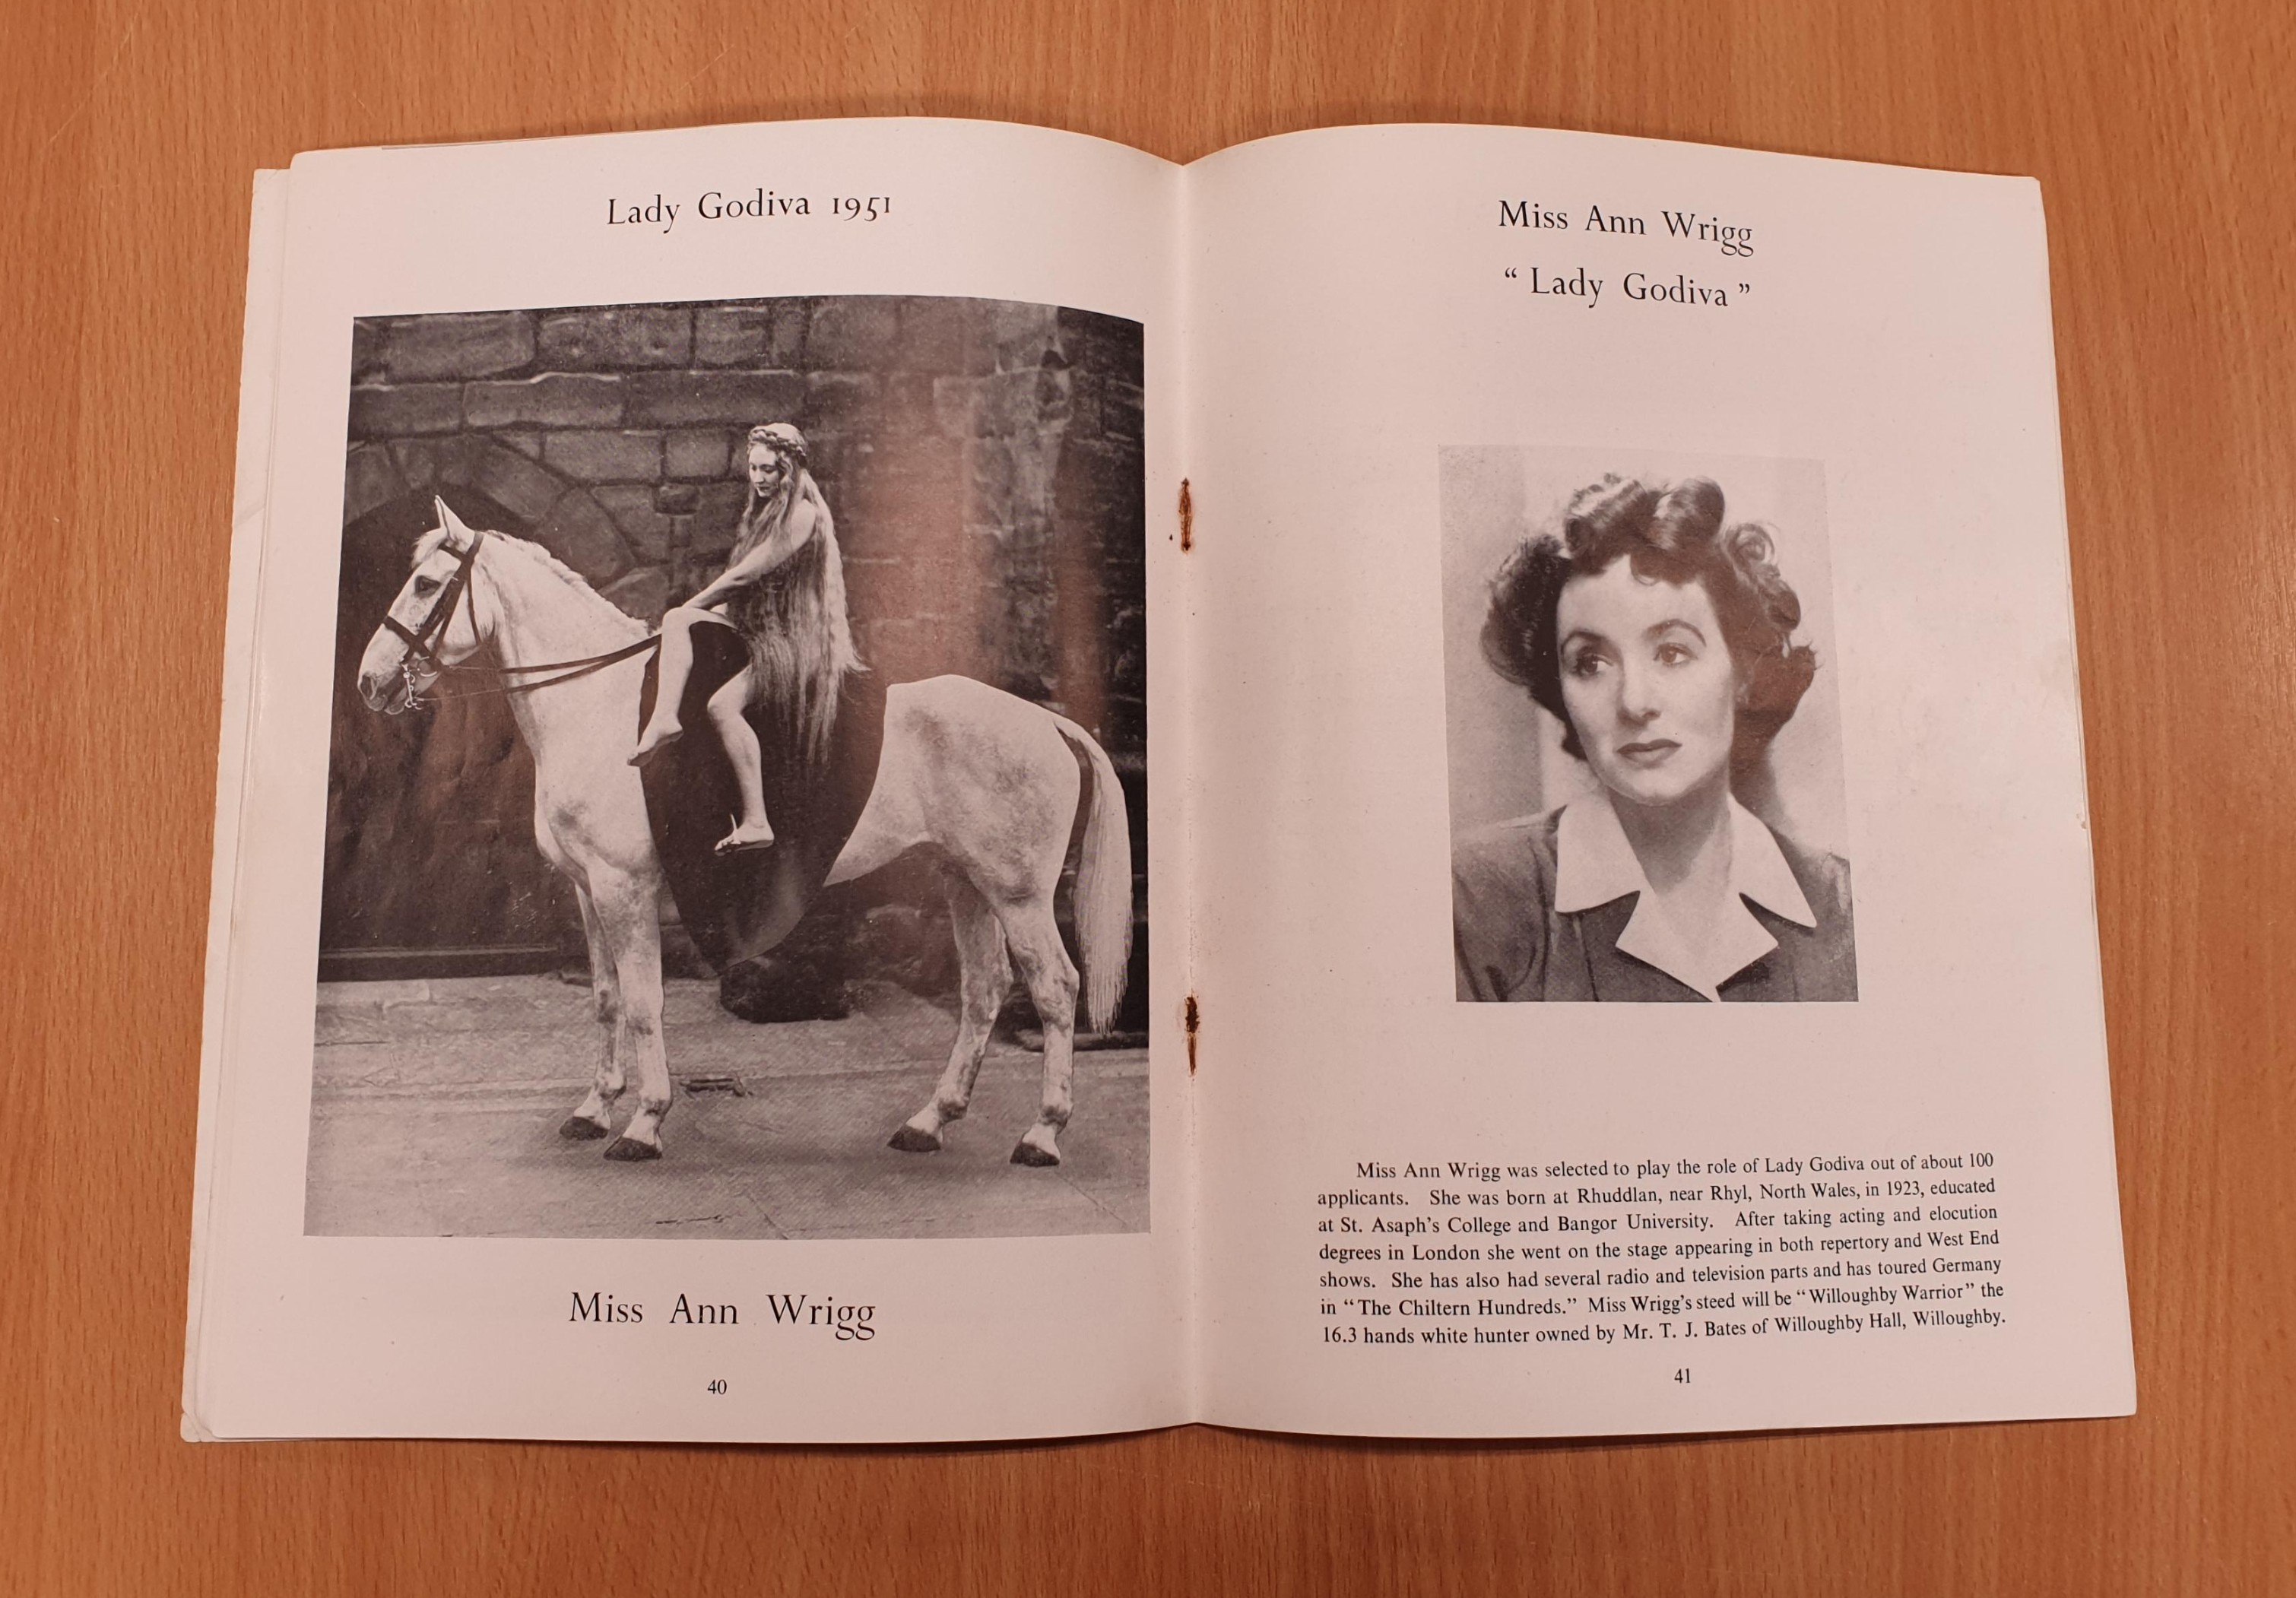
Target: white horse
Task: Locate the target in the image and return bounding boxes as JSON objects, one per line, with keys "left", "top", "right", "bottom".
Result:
{"left": 354, "top": 499, "right": 1132, "bottom": 1167}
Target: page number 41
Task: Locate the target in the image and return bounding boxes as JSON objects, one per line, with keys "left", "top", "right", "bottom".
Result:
{"left": 1673, "top": 1368, "right": 1691, "bottom": 1384}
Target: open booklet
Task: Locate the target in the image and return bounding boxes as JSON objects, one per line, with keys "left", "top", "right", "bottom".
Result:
{"left": 186, "top": 116, "right": 2133, "bottom": 1442}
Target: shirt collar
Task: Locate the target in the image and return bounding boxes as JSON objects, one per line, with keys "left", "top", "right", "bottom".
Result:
{"left": 1553, "top": 789, "right": 1816, "bottom": 999}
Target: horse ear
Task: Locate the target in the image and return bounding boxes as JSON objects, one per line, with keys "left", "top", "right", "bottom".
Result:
{"left": 434, "top": 496, "right": 473, "bottom": 546}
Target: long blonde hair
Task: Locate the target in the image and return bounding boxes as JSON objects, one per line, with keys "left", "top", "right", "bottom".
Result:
{"left": 726, "top": 423, "right": 863, "bottom": 768}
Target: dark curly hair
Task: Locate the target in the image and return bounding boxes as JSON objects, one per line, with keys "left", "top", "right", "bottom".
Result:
{"left": 1480, "top": 474, "right": 1817, "bottom": 770}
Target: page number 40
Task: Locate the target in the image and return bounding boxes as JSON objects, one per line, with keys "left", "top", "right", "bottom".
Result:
{"left": 1673, "top": 1368, "right": 1691, "bottom": 1384}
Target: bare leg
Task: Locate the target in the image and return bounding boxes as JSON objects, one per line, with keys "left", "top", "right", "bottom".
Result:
{"left": 890, "top": 873, "right": 1010, "bottom": 1153}
{"left": 707, "top": 667, "right": 775, "bottom": 852}
{"left": 629, "top": 608, "right": 700, "bottom": 765}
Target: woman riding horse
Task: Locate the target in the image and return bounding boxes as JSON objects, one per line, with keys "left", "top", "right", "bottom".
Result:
{"left": 629, "top": 422, "right": 864, "bottom": 853}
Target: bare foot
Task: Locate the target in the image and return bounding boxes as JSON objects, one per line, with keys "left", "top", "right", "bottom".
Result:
{"left": 715, "top": 820, "right": 775, "bottom": 854}
{"left": 628, "top": 719, "right": 683, "bottom": 766}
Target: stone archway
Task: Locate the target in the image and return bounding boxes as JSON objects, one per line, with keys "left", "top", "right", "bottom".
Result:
{"left": 342, "top": 433, "right": 654, "bottom": 607}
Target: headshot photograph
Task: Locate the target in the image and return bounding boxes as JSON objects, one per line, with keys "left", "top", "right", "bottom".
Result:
{"left": 1441, "top": 447, "right": 1857, "bottom": 1004}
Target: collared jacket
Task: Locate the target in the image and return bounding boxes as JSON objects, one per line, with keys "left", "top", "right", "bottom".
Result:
{"left": 1452, "top": 796, "right": 1859, "bottom": 1003}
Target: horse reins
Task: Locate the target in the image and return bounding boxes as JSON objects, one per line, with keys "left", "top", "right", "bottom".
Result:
{"left": 382, "top": 527, "right": 661, "bottom": 713}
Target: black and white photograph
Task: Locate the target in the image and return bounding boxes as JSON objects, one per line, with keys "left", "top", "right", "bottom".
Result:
{"left": 310, "top": 295, "right": 1149, "bottom": 1238}
{"left": 1441, "top": 447, "right": 1856, "bottom": 1003}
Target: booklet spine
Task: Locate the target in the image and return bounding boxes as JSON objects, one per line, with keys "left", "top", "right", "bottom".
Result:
{"left": 181, "top": 167, "right": 293, "bottom": 1444}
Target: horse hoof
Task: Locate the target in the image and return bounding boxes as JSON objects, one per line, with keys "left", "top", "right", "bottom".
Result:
{"left": 1010, "top": 1140, "right": 1061, "bottom": 1168}
{"left": 888, "top": 1125, "right": 943, "bottom": 1154}
{"left": 560, "top": 1116, "right": 610, "bottom": 1141}
{"left": 604, "top": 1137, "right": 662, "bottom": 1162}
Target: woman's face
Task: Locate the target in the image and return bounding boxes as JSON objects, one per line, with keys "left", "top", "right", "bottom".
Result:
{"left": 1556, "top": 557, "right": 1739, "bottom": 812}
{"left": 747, "top": 443, "right": 789, "bottom": 496}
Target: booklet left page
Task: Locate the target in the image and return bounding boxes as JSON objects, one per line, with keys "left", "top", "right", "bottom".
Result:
{"left": 186, "top": 117, "right": 1186, "bottom": 1444}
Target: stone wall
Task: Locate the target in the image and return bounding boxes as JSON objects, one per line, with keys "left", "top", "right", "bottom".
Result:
{"left": 342, "top": 296, "right": 1146, "bottom": 757}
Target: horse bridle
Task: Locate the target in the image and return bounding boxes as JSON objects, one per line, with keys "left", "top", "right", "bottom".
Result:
{"left": 380, "top": 526, "right": 661, "bottom": 713}
{"left": 379, "top": 529, "right": 488, "bottom": 712}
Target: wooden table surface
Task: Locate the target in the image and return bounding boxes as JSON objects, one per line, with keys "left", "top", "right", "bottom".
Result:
{"left": 5, "top": 1, "right": 2292, "bottom": 1592}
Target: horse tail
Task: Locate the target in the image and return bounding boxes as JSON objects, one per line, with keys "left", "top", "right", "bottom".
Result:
{"left": 1048, "top": 714, "right": 1134, "bottom": 1033}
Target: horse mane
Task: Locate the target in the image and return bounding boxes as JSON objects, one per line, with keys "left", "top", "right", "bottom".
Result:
{"left": 414, "top": 524, "right": 646, "bottom": 641}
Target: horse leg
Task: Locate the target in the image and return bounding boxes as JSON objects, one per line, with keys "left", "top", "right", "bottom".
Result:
{"left": 591, "top": 874, "right": 671, "bottom": 1162}
{"left": 998, "top": 893, "right": 1080, "bottom": 1167}
{"left": 558, "top": 884, "right": 623, "bottom": 1140}
{"left": 889, "top": 874, "right": 1010, "bottom": 1153}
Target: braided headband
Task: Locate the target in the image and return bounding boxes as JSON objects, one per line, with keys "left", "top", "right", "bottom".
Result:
{"left": 747, "top": 422, "right": 809, "bottom": 466}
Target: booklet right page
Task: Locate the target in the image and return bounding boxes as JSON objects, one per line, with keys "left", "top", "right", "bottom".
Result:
{"left": 1184, "top": 124, "right": 2133, "bottom": 1437}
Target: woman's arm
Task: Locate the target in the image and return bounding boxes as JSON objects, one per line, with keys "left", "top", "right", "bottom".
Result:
{"left": 683, "top": 496, "right": 819, "bottom": 610}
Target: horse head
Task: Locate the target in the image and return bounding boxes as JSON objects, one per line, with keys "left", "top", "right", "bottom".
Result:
{"left": 357, "top": 497, "right": 494, "bottom": 713}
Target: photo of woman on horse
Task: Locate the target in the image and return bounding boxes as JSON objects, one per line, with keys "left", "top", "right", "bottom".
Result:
{"left": 314, "top": 293, "right": 1150, "bottom": 1239}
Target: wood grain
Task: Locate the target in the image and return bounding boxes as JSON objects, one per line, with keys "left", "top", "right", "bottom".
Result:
{"left": 4, "top": 1, "right": 2292, "bottom": 1591}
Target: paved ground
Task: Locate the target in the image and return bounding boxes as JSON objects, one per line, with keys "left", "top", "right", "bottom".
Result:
{"left": 305, "top": 975, "right": 1149, "bottom": 1239}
